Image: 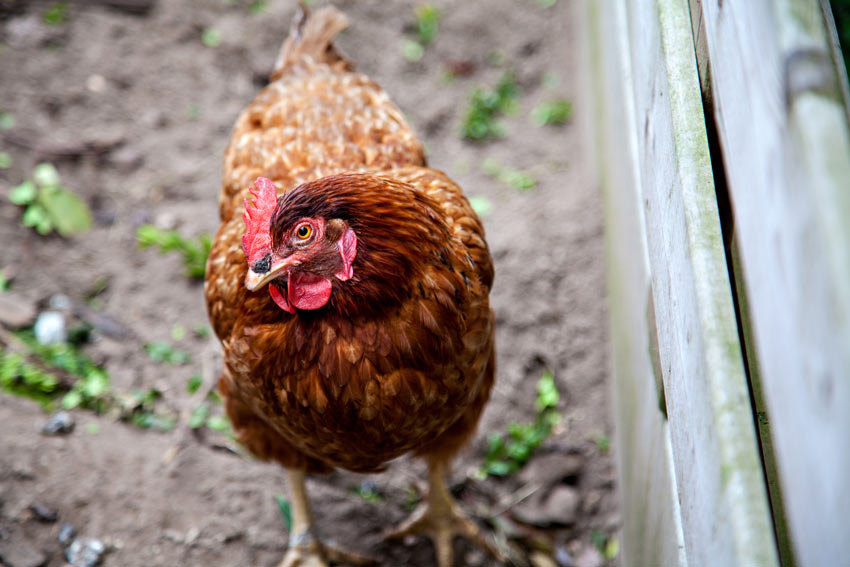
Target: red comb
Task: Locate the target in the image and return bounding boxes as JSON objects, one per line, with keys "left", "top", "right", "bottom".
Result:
{"left": 242, "top": 177, "right": 278, "bottom": 263}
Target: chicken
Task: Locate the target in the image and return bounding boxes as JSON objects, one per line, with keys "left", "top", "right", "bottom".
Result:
{"left": 204, "top": 5, "right": 496, "bottom": 567}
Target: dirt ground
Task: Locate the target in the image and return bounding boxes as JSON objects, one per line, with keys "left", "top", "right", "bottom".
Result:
{"left": 0, "top": 1, "right": 616, "bottom": 566}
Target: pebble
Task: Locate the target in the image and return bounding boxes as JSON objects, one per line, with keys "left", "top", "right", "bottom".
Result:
{"left": 65, "top": 538, "right": 106, "bottom": 567}
{"left": 41, "top": 411, "right": 76, "bottom": 436}
{"left": 58, "top": 523, "right": 77, "bottom": 546}
{"left": 530, "top": 551, "right": 558, "bottom": 567}
{"left": 574, "top": 545, "right": 604, "bottom": 567}
{"left": 555, "top": 545, "right": 575, "bottom": 567}
{"left": 27, "top": 504, "right": 58, "bottom": 523}
{"left": 518, "top": 452, "right": 584, "bottom": 486}
{"left": 0, "top": 293, "right": 37, "bottom": 329}
{"left": 34, "top": 311, "right": 66, "bottom": 345}
{"left": 513, "top": 485, "right": 581, "bottom": 527}
{"left": 0, "top": 539, "right": 47, "bottom": 567}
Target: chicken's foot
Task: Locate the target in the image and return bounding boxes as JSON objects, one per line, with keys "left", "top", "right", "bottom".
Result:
{"left": 383, "top": 459, "right": 502, "bottom": 567}
{"left": 279, "top": 468, "right": 374, "bottom": 567}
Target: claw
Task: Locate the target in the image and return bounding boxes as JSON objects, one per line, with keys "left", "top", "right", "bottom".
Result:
{"left": 384, "top": 461, "right": 504, "bottom": 567}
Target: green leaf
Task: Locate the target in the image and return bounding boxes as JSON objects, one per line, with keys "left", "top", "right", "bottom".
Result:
{"left": 0, "top": 152, "right": 11, "bottom": 169}
{"left": 415, "top": 3, "right": 441, "bottom": 45}
{"left": 275, "top": 494, "right": 292, "bottom": 532}
{"left": 535, "top": 369, "right": 559, "bottom": 411}
{"left": 531, "top": 99, "right": 573, "bottom": 126}
{"left": 188, "top": 403, "right": 209, "bottom": 429}
{"left": 21, "top": 203, "right": 51, "bottom": 230}
{"left": 187, "top": 375, "right": 202, "bottom": 394}
{"left": 62, "top": 389, "right": 83, "bottom": 409}
{"left": 467, "top": 195, "right": 493, "bottom": 218}
{"left": 0, "top": 112, "right": 14, "bottom": 131}
{"left": 206, "top": 415, "right": 232, "bottom": 433}
{"left": 202, "top": 27, "right": 222, "bottom": 48}
{"left": 10, "top": 181, "right": 37, "bottom": 205}
{"left": 32, "top": 163, "right": 61, "bottom": 187}
{"left": 401, "top": 39, "right": 424, "bottom": 62}
{"left": 38, "top": 185, "right": 93, "bottom": 236}
{"left": 43, "top": 1, "right": 68, "bottom": 25}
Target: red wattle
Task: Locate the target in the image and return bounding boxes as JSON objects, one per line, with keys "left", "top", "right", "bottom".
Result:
{"left": 269, "top": 284, "right": 294, "bottom": 314}
{"left": 288, "top": 272, "right": 333, "bottom": 310}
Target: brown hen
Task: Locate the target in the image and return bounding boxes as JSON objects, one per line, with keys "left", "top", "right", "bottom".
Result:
{"left": 204, "top": 6, "right": 496, "bottom": 567}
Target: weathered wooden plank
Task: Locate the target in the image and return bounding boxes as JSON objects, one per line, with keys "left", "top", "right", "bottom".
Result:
{"left": 696, "top": 1, "right": 850, "bottom": 565}
{"left": 623, "top": 0, "right": 779, "bottom": 565}
{"left": 586, "top": 0, "right": 687, "bottom": 564}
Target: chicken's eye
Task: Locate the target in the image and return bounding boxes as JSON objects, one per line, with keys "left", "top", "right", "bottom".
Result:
{"left": 296, "top": 224, "right": 312, "bottom": 240}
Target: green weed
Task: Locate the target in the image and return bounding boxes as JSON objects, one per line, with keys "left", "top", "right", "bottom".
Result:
{"left": 479, "top": 370, "right": 561, "bottom": 478}
{"left": 144, "top": 340, "right": 191, "bottom": 365}
{"left": 136, "top": 225, "right": 211, "bottom": 280}
{"left": 531, "top": 99, "right": 573, "bottom": 126}
{"left": 9, "top": 163, "right": 93, "bottom": 236}
{"left": 481, "top": 158, "right": 536, "bottom": 191}
{"left": 43, "top": 1, "right": 68, "bottom": 26}
{"left": 461, "top": 72, "right": 520, "bottom": 140}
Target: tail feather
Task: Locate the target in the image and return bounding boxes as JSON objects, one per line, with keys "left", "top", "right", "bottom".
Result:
{"left": 271, "top": 3, "right": 352, "bottom": 81}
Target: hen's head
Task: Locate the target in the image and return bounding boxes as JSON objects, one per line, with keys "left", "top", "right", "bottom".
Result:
{"left": 242, "top": 173, "right": 443, "bottom": 315}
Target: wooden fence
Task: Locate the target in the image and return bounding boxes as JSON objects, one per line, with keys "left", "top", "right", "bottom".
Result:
{"left": 587, "top": 0, "right": 850, "bottom": 565}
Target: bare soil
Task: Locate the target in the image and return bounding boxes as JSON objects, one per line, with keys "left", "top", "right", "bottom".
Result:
{"left": 0, "top": 1, "right": 617, "bottom": 566}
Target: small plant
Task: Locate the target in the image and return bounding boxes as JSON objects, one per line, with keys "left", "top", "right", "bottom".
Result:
{"left": 202, "top": 27, "right": 222, "bottom": 48}
{"left": 591, "top": 530, "right": 620, "bottom": 560}
{"left": 461, "top": 72, "right": 520, "bottom": 140}
{"left": 43, "top": 1, "right": 68, "bottom": 26}
{"left": 122, "top": 388, "right": 176, "bottom": 431}
{"left": 531, "top": 99, "right": 573, "bottom": 126}
{"left": 2, "top": 330, "right": 111, "bottom": 411}
{"left": 275, "top": 494, "right": 292, "bottom": 531}
{"left": 415, "top": 3, "right": 441, "bottom": 45}
{"left": 467, "top": 195, "right": 493, "bottom": 218}
{"left": 0, "top": 269, "right": 10, "bottom": 292}
{"left": 537, "top": 0, "right": 557, "bottom": 7}
{"left": 247, "top": 0, "right": 267, "bottom": 14}
{"left": 144, "top": 340, "right": 191, "bottom": 365}
{"left": 479, "top": 370, "right": 561, "bottom": 478}
{"left": 481, "top": 158, "right": 537, "bottom": 191}
{"left": 352, "top": 481, "right": 384, "bottom": 503}
{"left": 9, "top": 163, "right": 93, "bottom": 236}
{"left": 0, "top": 110, "right": 14, "bottom": 131}
{"left": 400, "top": 3, "right": 441, "bottom": 62}
{"left": 136, "top": 225, "right": 211, "bottom": 279}
{"left": 0, "top": 152, "right": 11, "bottom": 169}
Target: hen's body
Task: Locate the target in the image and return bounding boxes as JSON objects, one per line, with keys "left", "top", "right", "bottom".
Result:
{"left": 204, "top": 7, "right": 496, "bottom": 566}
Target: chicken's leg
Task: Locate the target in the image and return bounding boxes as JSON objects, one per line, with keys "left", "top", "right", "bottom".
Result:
{"left": 279, "top": 468, "right": 374, "bottom": 567}
{"left": 384, "top": 458, "right": 502, "bottom": 567}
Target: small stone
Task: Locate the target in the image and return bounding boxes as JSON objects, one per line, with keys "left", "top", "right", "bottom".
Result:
{"left": 86, "top": 74, "right": 108, "bottom": 94}
{"left": 162, "top": 529, "right": 182, "bottom": 543}
{"left": 464, "top": 549, "right": 486, "bottom": 566}
{"left": 513, "top": 485, "right": 581, "bottom": 527}
{"left": 48, "top": 295, "right": 72, "bottom": 311}
{"left": 530, "top": 551, "right": 558, "bottom": 567}
{"left": 574, "top": 545, "right": 604, "bottom": 567}
{"left": 109, "top": 146, "right": 144, "bottom": 173}
{"left": 518, "top": 452, "right": 584, "bottom": 486}
{"left": 27, "top": 504, "right": 58, "bottom": 523}
{"left": 65, "top": 538, "right": 105, "bottom": 567}
{"left": 0, "top": 539, "right": 47, "bottom": 567}
{"left": 184, "top": 527, "right": 199, "bottom": 545}
{"left": 34, "top": 311, "right": 66, "bottom": 345}
{"left": 58, "top": 523, "right": 76, "bottom": 546}
{"left": 0, "top": 293, "right": 37, "bottom": 329}
{"left": 555, "top": 545, "right": 575, "bottom": 567}
{"left": 41, "top": 412, "right": 75, "bottom": 436}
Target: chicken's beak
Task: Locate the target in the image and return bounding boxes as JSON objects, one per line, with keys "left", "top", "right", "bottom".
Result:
{"left": 244, "top": 258, "right": 299, "bottom": 291}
